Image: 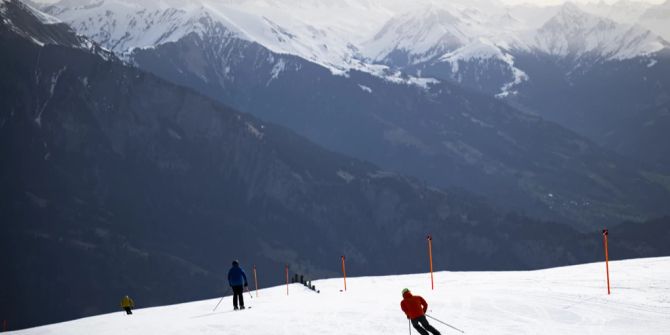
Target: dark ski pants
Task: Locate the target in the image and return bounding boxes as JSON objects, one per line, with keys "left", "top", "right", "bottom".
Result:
{"left": 123, "top": 307, "right": 132, "bottom": 315}
{"left": 411, "top": 316, "right": 440, "bottom": 335}
{"left": 232, "top": 285, "right": 244, "bottom": 309}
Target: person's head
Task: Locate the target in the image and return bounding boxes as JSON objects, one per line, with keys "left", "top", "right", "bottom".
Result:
{"left": 402, "top": 288, "right": 411, "bottom": 298}
{"left": 232, "top": 260, "right": 239, "bottom": 267}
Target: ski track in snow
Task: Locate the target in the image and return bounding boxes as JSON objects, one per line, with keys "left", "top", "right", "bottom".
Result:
{"left": 10, "top": 257, "right": 670, "bottom": 335}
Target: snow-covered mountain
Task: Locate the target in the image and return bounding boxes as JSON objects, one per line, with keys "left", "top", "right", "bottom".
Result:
{"left": 359, "top": 4, "right": 529, "bottom": 96}
{"left": 362, "top": 4, "right": 513, "bottom": 65}
{"left": 366, "top": 2, "right": 667, "bottom": 95}
{"left": 529, "top": 2, "right": 666, "bottom": 61}
{"left": 30, "top": 0, "right": 670, "bottom": 226}
{"left": 8, "top": 257, "right": 670, "bottom": 334}
{"left": 41, "top": 0, "right": 669, "bottom": 87}
{"left": 41, "top": 0, "right": 398, "bottom": 75}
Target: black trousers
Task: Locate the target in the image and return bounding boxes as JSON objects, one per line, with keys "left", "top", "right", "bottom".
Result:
{"left": 123, "top": 307, "right": 132, "bottom": 315}
{"left": 232, "top": 285, "right": 244, "bottom": 308}
{"left": 411, "top": 316, "right": 440, "bottom": 335}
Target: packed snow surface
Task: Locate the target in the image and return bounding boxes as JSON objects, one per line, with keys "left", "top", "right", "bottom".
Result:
{"left": 10, "top": 257, "right": 670, "bottom": 334}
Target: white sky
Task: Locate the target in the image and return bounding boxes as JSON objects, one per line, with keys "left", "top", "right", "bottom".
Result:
{"left": 501, "top": 0, "right": 665, "bottom": 5}
{"left": 31, "top": 0, "right": 667, "bottom": 4}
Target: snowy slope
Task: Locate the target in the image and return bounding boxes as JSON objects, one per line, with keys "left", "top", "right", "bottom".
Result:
{"left": 10, "top": 257, "right": 670, "bottom": 334}
{"left": 42, "top": 0, "right": 398, "bottom": 74}
{"left": 361, "top": 1, "right": 526, "bottom": 62}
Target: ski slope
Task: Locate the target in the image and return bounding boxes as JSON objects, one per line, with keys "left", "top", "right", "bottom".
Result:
{"left": 10, "top": 257, "right": 670, "bottom": 335}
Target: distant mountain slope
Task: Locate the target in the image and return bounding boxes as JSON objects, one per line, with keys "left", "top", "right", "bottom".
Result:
{"left": 128, "top": 26, "right": 670, "bottom": 229}
{"left": 37, "top": 0, "right": 670, "bottom": 227}
{"left": 385, "top": 3, "right": 669, "bottom": 96}
{"left": 602, "top": 101, "right": 670, "bottom": 174}
{"left": 506, "top": 48, "right": 670, "bottom": 159}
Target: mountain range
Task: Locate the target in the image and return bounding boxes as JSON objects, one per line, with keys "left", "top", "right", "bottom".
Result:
{"left": 32, "top": 0, "right": 670, "bottom": 228}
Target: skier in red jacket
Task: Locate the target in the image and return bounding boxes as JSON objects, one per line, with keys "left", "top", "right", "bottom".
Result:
{"left": 400, "top": 288, "right": 441, "bottom": 335}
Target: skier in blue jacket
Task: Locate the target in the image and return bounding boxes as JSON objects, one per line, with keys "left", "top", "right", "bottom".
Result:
{"left": 228, "top": 260, "right": 249, "bottom": 310}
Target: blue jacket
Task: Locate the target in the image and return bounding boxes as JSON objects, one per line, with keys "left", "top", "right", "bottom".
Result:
{"left": 228, "top": 264, "right": 248, "bottom": 287}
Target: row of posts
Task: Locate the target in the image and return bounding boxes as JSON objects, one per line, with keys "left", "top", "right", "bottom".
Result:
{"left": 250, "top": 230, "right": 612, "bottom": 299}
{"left": 337, "top": 231, "right": 611, "bottom": 295}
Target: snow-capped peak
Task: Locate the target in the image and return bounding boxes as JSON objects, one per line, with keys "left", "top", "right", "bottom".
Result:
{"left": 42, "top": 0, "right": 392, "bottom": 75}
{"left": 532, "top": 2, "right": 667, "bottom": 60}
{"left": 363, "top": 5, "right": 470, "bottom": 64}
{"left": 44, "top": 0, "right": 230, "bottom": 52}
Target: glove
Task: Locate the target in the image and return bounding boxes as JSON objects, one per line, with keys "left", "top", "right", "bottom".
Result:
{"left": 244, "top": 282, "right": 249, "bottom": 287}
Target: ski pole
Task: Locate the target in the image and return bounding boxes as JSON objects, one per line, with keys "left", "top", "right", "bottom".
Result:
{"left": 246, "top": 286, "right": 253, "bottom": 299}
{"left": 213, "top": 296, "right": 225, "bottom": 312}
{"left": 213, "top": 287, "right": 230, "bottom": 311}
{"left": 408, "top": 319, "right": 412, "bottom": 334}
{"left": 426, "top": 314, "right": 465, "bottom": 333}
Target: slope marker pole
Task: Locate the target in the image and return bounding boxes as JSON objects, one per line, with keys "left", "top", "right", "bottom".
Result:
{"left": 602, "top": 229, "right": 611, "bottom": 295}
{"left": 341, "top": 256, "right": 347, "bottom": 291}
{"left": 427, "top": 234, "right": 434, "bottom": 290}
{"left": 253, "top": 265, "right": 259, "bottom": 297}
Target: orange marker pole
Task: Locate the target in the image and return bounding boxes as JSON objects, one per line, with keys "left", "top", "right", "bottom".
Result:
{"left": 285, "top": 264, "right": 289, "bottom": 296}
{"left": 253, "top": 265, "right": 259, "bottom": 297}
{"left": 427, "top": 234, "right": 434, "bottom": 290}
{"left": 341, "top": 256, "right": 347, "bottom": 291}
{"left": 603, "top": 229, "right": 611, "bottom": 295}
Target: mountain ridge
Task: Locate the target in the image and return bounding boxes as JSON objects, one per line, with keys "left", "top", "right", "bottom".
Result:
{"left": 41, "top": 0, "right": 670, "bottom": 83}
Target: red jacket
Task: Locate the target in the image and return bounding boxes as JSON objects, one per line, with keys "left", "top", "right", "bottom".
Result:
{"left": 400, "top": 291, "right": 428, "bottom": 319}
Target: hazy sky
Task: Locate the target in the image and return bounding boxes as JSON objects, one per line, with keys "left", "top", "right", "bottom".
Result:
{"left": 31, "top": 0, "right": 667, "bottom": 4}
{"left": 501, "top": 0, "right": 664, "bottom": 5}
